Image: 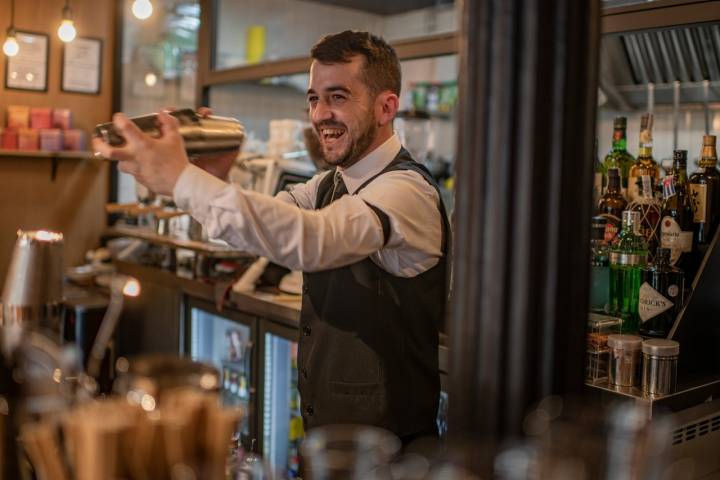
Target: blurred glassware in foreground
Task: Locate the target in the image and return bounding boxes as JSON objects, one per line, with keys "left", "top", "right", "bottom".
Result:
{"left": 1, "top": 230, "right": 65, "bottom": 347}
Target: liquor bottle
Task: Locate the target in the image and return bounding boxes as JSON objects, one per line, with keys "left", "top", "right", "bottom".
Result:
{"left": 609, "top": 210, "right": 648, "bottom": 333}
{"left": 638, "top": 247, "right": 685, "bottom": 338}
{"left": 593, "top": 138, "right": 603, "bottom": 205}
{"left": 602, "top": 116, "right": 635, "bottom": 195}
{"left": 660, "top": 150, "right": 694, "bottom": 277}
{"left": 590, "top": 216, "right": 610, "bottom": 313}
{"left": 627, "top": 113, "right": 660, "bottom": 203}
{"left": 628, "top": 173, "right": 661, "bottom": 259}
{"left": 689, "top": 135, "right": 719, "bottom": 246}
{"left": 597, "top": 168, "right": 627, "bottom": 243}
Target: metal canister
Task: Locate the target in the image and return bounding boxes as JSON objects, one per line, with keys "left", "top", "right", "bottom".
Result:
{"left": 642, "top": 339, "right": 679, "bottom": 396}
{"left": 1, "top": 230, "right": 64, "bottom": 341}
{"left": 607, "top": 334, "right": 643, "bottom": 387}
{"left": 93, "top": 108, "right": 245, "bottom": 156}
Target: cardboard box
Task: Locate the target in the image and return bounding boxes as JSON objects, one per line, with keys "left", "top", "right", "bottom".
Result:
{"left": 18, "top": 128, "right": 39, "bottom": 151}
{"left": 52, "top": 108, "right": 72, "bottom": 130}
{"left": 30, "top": 108, "right": 53, "bottom": 129}
{"left": 63, "top": 129, "right": 86, "bottom": 151}
{"left": 40, "top": 129, "right": 63, "bottom": 152}
{"left": 7, "top": 105, "right": 30, "bottom": 129}
{"left": 2, "top": 128, "right": 19, "bottom": 149}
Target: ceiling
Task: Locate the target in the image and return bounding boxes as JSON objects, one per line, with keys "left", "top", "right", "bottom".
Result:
{"left": 304, "top": 0, "right": 454, "bottom": 16}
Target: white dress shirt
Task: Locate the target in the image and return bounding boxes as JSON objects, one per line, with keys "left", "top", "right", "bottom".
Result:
{"left": 173, "top": 134, "right": 443, "bottom": 277}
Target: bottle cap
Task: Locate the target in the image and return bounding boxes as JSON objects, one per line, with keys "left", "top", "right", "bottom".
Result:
{"left": 613, "top": 117, "right": 627, "bottom": 129}
{"left": 673, "top": 149, "right": 687, "bottom": 164}
{"left": 642, "top": 338, "right": 679, "bottom": 357}
{"left": 622, "top": 210, "right": 640, "bottom": 225}
{"left": 654, "top": 247, "right": 671, "bottom": 263}
{"left": 607, "top": 334, "right": 643, "bottom": 350}
{"left": 703, "top": 135, "right": 716, "bottom": 147}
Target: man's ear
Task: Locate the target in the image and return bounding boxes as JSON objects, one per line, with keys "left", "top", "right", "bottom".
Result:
{"left": 376, "top": 91, "right": 399, "bottom": 127}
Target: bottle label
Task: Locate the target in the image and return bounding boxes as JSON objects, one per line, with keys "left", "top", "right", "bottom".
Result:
{"left": 639, "top": 282, "right": 674, "bottom": 323}
{"left": 600, "top": 214, "right": 621, "bottom": 243}
{"left": 662, "top": 176, "right": 676, "bottom": 199}
{"left": 690, "top": 183, "right": 708, "bottom": 223}
{"left": 628, "top": 176, "right": 640, "bottom": 202}
{"left": 661, "top": 216, "right": 693, "bottom": 264}
{"left": 609, "top": 252, "right": 647, "bottom": 265}
{"left": 642, "top": 175, "right": 653, "bottom": 200}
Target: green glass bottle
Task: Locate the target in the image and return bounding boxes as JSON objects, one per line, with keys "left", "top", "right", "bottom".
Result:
{"left": 610, "top": 210, "right": 648, "bottom": 333}
{"left": 603, "top": 117, "right": 635, "bottom": 195}
{"left": 638, "top": 247, "right": 685, "bottom": 338}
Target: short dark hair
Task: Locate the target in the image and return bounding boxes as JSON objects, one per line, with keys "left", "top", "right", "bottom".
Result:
{"left": 311, "top": 30, "right": 401, "bottom": 97}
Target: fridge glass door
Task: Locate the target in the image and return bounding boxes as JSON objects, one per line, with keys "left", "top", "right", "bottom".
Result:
{"left": 190, "top": 307, "right": 253, "bottom": 439}
{"left": 263, "top": 332, "right": 303, "bottom": 478}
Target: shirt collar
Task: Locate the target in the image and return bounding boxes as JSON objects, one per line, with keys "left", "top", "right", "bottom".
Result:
{"left": 338, "top": 134, "right": 401, "bottom": 194}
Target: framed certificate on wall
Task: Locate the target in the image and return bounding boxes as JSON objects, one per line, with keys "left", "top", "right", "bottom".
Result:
{"left": 5, "top": 31, "right": 49, "bottom": 92}
{"left": 61, "top": 37, "right": 103, "bottom": 94}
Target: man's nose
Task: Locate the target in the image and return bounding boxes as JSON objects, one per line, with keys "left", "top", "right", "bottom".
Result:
{"left": 312, "top": 101, "right": 333, "bottom": 122}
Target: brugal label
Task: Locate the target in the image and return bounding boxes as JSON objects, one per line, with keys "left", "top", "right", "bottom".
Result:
{"left": 638, "top": 282, "right": 674, "bottom": 322}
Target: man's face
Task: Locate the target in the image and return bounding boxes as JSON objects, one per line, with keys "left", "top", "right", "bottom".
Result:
{"left": 307, "top": 56, "right": 378, "bottom": 168}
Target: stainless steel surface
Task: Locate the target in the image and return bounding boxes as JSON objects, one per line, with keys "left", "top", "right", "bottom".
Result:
{"left": 643, "top": 338, "right": 680, "bottom": 356}
{"left": 94, "top": 109, "right": 245, "bottom": 156}
{"left": 1, "top": 230, "right": 64, "bottom": 337}
{"left": 602, "top": 23, "right": 720, "bottom": 107}
{"left": 608, "top": 334, "right": 643, "bottom": 387}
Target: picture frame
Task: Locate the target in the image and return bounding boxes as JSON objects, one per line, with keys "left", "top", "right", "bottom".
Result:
{"left": 61, "top": 36, "right": 103, "bottom": 94}
{"left": 5, "top": 31, "right": 49, "bottom": 92}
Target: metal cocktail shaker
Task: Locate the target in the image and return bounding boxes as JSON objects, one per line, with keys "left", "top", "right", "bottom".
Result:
{"left": 1, "top": 230, "right": 64, "bottom": 341}
{"left": 93, "top": 108, "right": 245, "bottom": 156}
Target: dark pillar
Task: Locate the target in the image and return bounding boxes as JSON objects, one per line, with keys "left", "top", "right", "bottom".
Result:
{"left": 449, "top": 0, "right": 601, "bottom": 457}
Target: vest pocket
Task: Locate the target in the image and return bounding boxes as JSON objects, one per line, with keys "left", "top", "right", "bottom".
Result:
{"left": 326, "top": 334, "right": 383, "bottom": 384}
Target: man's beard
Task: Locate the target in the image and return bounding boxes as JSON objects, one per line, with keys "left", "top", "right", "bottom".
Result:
{"left": 320, "top": 114, "right": 377, "bottom": 169}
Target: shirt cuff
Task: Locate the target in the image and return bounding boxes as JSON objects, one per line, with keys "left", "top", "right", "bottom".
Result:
{"left": 173, "top": 164, "right": 228, "bottom": 214}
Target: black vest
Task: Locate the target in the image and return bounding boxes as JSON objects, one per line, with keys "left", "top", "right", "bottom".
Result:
{"left": 298, "top": 148, "right": 450, "bottom": 438}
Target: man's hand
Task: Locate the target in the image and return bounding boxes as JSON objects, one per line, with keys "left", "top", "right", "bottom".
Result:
{"left": 92, "top": 111, "right": 189, "bottom": 196}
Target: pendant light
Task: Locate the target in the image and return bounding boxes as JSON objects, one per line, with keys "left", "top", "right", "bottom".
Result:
{"left": 132, "top": 0, "right": 153, "bottom": 20}
{"left": 3, "top": 0, "right": 19, "bottom": 57}
{"left": 57, "top": 0, "right": 77, "bottom": 43}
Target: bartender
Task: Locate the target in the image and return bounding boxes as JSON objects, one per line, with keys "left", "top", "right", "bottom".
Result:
{"left": 93, "top": 30, "right": 449, "bottom": 445}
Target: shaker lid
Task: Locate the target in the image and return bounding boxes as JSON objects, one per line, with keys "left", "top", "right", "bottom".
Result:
{"left": 642, "top": 339, "right": 680, "bottom": 356}
{"left": 607, "top": 334, "right": 643, "bottom": 349}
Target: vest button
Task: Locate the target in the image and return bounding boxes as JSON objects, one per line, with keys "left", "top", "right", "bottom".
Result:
{"left": 302, "top": 284, "right": 309, "bottom": 294}
{"left": 303, "top": 326, "right": 312, "bottom": 336}
{"left": 305, "top": 405, "right": 314, "bottom": 416}
{"left": 301, "top": 368, "right": 308, "bottom": 379}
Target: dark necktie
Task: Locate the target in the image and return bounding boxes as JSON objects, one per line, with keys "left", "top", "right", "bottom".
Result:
{"left": 331, "top": 170, "right": 348, "bottom": 202}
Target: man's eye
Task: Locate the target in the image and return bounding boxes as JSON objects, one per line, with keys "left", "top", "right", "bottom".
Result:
{"left": 331, "top": 94, "right": 346, "bottom": 101}
{"left": 307, "top": 96, "right": 318, "bottom": 104}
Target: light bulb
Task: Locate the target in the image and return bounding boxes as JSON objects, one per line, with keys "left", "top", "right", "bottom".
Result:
{"left": 3, "top": 35, "right": 19, "bottom": 56}
{"left": 144, "top": 72, "right": 157, "bottom": 87}
{"left": 57, "top": 19, "right": 76, "bottom": 42}
{"left": 132, "top": 0, "right": 153, "bottom": 20}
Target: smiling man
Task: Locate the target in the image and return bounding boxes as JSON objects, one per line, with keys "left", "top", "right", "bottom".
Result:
{"left": 93, "top": 30, "right": 449, "bottom": 444}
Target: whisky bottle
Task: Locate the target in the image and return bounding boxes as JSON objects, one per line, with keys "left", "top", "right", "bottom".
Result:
{"left": 597, "top": 168, "right": 627, "bottom": 243}
{"left": 627, "top": 113, "right": 660, "bottom": 203}
{"left": 660, "top": 150, "right": 694, "bottom": 276}
{"left": 609, "top": 210, "right": 648, "bottom": 333}
{"left": 602, "top": 117, "right": 635, "bottom": 195}
{"left": 628, "top": 174, "right": 661, "bottom": 259}
{"left": 638, "top": 247, "right": 684, "bottom": 338}
{"left": 590, "top": 216, "right": 610, "bottom": 313}
{"left": 689, "top": 135, "right": 719, "bottom": 246}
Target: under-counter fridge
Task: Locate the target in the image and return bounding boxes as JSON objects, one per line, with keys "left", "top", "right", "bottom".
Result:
{"left": 185, "top": 298, "right": 257, "bottom": 445}
{"left": 257, "top": 320, "right": 303, "bottom": 479}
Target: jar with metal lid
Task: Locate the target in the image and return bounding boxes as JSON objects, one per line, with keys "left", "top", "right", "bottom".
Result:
{"left": 641, "top": 339, "right": 679, "bottom": 396}
{"left": 607, "top": 334, "right": 643, "bottom": 387}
